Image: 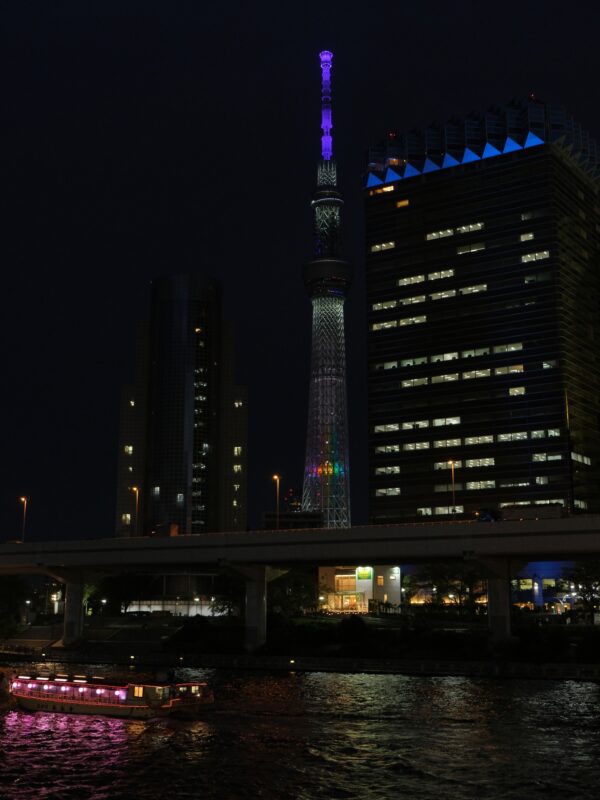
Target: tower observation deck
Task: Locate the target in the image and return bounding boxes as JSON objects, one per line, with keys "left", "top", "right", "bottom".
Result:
{"left": 301, "top": 50, "right": 352, "bottom": 528}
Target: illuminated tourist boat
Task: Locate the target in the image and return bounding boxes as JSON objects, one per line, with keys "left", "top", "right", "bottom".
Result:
{"left": 9, "top": 674, "right": 213, "bottom": 718}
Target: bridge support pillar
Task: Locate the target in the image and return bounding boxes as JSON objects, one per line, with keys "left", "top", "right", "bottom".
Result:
{"left": 63, "top": 581, "right": 85, "bottom": 646}
{"left": 244, "top": 565, "right": 267, "bottom": 653}
{"left": 483, "top": 558, "right": 514, "bottom": 643}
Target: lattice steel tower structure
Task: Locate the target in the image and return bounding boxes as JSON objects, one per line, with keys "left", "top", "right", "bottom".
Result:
{"left": 301, "top": 50, "right": 352, "bottom": 528}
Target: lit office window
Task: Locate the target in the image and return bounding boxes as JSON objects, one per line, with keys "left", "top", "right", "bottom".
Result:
{"left": 401, "top": 356, "right": 427, "bottom": 367}
{"left": 431, "top": 373, "right": 459, "bottom": 383}
{"left": 435, "top": 505, "right": 464, "bottom": 514}
{"left": 457, "top": 242, "right": 485, "bottom": 254}
{"left": 463, "top": 369, "right": 491, "bottom": 379}
{"left": 417, "top": 507, "right": 432, "bottom": 516}
{"left": 121, "top": 513, "right": 131, "bottom": 525}
{"left": 426, "top": 228, "right": 454, "bottom": 240}
{"left": 403, "top": 441, "right": 430, "bottom": 451}
{"left": 494, "top": 343, "right": 523, "bottom": 353}
{"left": 374, "top": 423, "right": 400, "bottom": 433}
{"left": 371, "top": 241, "right": 396, "bottom": 253}
{"left": 368, "top": 185, "right": 395, "bottom": 196}
{"left": 456, "top": 222, "right": 484, "bottom": 233}
{"left": 372, "top": 300, "right": 398, "bottom": 312}
{"left": 374, "top": 360, "right": 398, "bottom": 371}
{"left": 498, "top": 432, "right": 528, "bottom": 441}
{"left": 152, "top": 486, "right": 160, "bottom": 497}
{"left": 233, "top": 446, "right": 242, "bottom": 456}
{"left": 124, "top": 445, "right": 133, "bottom": 455}
{"left": 495, "top": 364, "right": 524, "bottom": 375}
{"left": 375, "top": 487, "right": 401, "bottom": 496}
{"left": 460, "top": 284, "right": 487, "bottom": 295}
{"left": 396, "top": 199, "right": 410, "bottom": 208}
{"left": 233, "top": 464, "right": 242, "bottom": 473}
{"left": 521, "top": 250, "right": 550, "bottom": 263}
{"left": 434, "top": 460, "right": 463, "bottom": 470}
{"left": 520, "top": 232, "right": 534, "bottom": 241}
{"left": 397, "top": 275, "right": 425, "bottom": 286}
{"left": 375, "top": 466, "right": 401, "bottom": 475}
{"left": 234, "top": 400, "right": 243, "bottom": 408}
{"left": 571, "top": 452, "right": 592, "bottom": 465}
{"left": 402, "top": 377, "right": 428, "bottom": 388}
{"left": 402, "top": 420, "right": 429, "bottom": 430}
{"left": 433, "top": 438, "right": 461, "bottom": 448}
{"left": 433, "top": 416, "right": 461, "bottom": 426}
{"left": 509, "top": 387, "right": 526, "bottom": 396}
{"left": 428, "top": 269, "right": 455, "bottom": 281}
{"left": 431, "top": 352, "right": 458, "bottom": 362}
{"left": 462, "top": 347, "right": 490, "bottom": 358}
{"left": 371, "top": 319, "right": 398, "bottom": 331}
{"left": 375, "top": 444, "right": 400, "bottom": 453}
{"left": 400, "top": 295, "right": 427, "bottom": 305}
{"left": 466, "top": 480, "right": 495, "bottom": 490}
{"left": 465, "top": 458, "right": 495, "bottom": 467}
{"left": 430, "top": 289, "right": 456, "bottom": 301}
{"left": 536, "top": 476, "right": 549, "bottom": 485}
{"left": 465, "top": 435, "right": 494, "bottom": 445}
{"left": 399, "top": 315, "right": 427, "bottom": 326}
{"left": 574, "top": 499, "right": 588, "bottom": 509}
{"left": 542, "top": 360, "right": 557, "bottom": 369}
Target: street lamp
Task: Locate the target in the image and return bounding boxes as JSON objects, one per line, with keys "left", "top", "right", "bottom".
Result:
{"left": 448, "top": 461, "right": 456, "bottom": 514}
{"left": 19, "top": 496, "right": 28, "bottom": 541}
{"left": 272, "top": 474, "right": 280, "bottom": 528}
{"left": 130, "top": 486, "right": 139, "bottom": 535}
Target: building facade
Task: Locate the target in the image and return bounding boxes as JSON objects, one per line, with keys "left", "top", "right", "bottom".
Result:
{"left": 366, "top": 99, "right": 600, "bottom": 523}
{"left": 115, "top": 274, "right": 247, "bottom": 536}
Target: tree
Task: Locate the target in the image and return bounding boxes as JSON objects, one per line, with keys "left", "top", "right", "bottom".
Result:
{"left": 566, "top": 560, "right": 600, "bottom": 624}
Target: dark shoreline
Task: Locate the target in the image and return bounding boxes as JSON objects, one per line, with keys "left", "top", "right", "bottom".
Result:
{"left": 2, "top": 650, "right": 600, "bottom": 682}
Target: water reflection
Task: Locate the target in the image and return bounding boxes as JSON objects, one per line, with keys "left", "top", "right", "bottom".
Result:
{"left": 0, "top": 672, "right": 599, "bottom": 800}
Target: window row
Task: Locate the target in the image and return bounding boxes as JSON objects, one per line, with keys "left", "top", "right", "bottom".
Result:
{"left": 372, "top": 284, "right": 488, "bottom": 312}
{"left": 400, "top": 366, "right": 524, "bottom": 387}
{"left": 397, "top": 269, "right": 454, "bottom": 287}
{"left": 426, "top": 222, "right": 484, "bottom": 240}
{"left": 379, "top": 433, "right": 560, "bottom": 451}
{"left": 372, "top": 315, "right": 426, "bottom": 331}
{"left": 373, "top": 342, "right": 523, "bottom": 370}
{"left": 375, "top": 416, "right": 460, "bottom": 433}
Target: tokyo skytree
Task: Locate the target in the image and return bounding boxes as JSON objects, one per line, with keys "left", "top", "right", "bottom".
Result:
{"left": 301, "top": 50, "right": 352, "bottom": 528}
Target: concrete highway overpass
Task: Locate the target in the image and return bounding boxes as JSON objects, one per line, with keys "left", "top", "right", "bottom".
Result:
{"left": 1, "top": 516, "right": 599, "bottom": 649}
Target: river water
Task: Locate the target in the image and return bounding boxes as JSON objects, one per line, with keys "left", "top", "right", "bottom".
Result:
{"left": 1, "top": 669, "right": 599, "bottom": 799}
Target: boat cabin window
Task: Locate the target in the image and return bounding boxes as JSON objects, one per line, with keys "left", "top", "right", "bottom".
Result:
{"left": 191, "top": 685, "right": 199, "bottom": 694}
{"left": 134, "top": 686, "right": 144, "bottom": 698}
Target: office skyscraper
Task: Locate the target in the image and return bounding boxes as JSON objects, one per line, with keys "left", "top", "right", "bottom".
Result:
{"left": 365, "top": 99, "right": 600, "bottom": 523}
{"left": 302, "top": 50, "right": 352, "bottom": 528}
{"left": 115, "top": 274, "right": 247, "bottom": 536}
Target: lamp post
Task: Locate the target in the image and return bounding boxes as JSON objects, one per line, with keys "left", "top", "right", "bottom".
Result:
{"left": 19, "top": 496, "right": 28, "bottom": 541}
{"left": 131, "top": 486, "right": 139, "bottom": 535}
{"left": 272, "top": 474, "right": 280, "bottom": 528}
{"left": 448, "top": 461, "right": 456, "bottom": 514}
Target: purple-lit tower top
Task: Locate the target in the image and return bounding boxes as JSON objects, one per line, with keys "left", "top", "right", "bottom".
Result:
{"left": 320, "top": 50, "right": 333, "bottom": 161}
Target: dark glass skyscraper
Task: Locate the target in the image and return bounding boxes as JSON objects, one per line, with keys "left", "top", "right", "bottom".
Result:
{"left": 115, "top": 274, "right": 247, "bottom": 536}
{"left": 365, "top": 99, "right": 600, "bottom": 523}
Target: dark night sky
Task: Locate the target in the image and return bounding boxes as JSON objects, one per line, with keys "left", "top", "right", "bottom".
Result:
{"left": 2, "top": 1, "right": 599, "bottom": 540}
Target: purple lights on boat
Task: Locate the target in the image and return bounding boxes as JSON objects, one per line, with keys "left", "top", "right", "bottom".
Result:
{"left": 319, "top": 50, "right": 333, "bottom": 161}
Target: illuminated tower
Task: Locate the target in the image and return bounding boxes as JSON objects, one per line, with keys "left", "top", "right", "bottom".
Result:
{"left": 302, "top": 50, "right": 352, "bottom": 528}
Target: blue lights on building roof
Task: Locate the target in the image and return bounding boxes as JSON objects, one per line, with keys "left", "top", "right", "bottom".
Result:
{"left": 366, "top": 134, "right": 543, "bottom": 188}
{"left": 366, "top": 100, "right": 599, "bottom": 189}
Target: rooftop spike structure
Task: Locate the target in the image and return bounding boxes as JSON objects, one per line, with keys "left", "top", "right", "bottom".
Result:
{"left": 301, "top": 50, "right": 352, "bottom": 528}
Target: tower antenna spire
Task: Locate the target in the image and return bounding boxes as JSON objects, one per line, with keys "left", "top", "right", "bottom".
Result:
{"left": 320, "top": 50, "right": 333, "bottom": 161}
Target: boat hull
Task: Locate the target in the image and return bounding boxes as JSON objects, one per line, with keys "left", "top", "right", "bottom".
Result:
{"left": 13, "top": 694, "right": 169, "bottom": 719}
